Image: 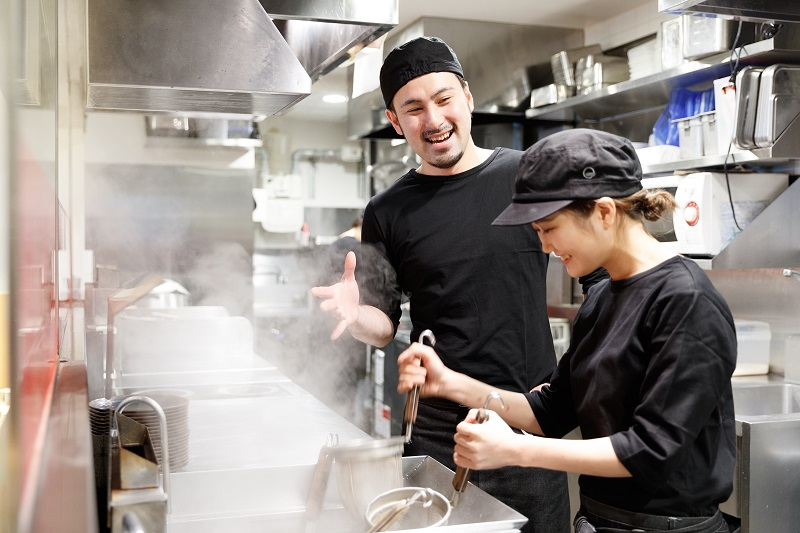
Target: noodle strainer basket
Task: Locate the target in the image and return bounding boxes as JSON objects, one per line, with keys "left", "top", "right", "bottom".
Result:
{"left": 365, "top": 487, "right": 451, "bottom": 531}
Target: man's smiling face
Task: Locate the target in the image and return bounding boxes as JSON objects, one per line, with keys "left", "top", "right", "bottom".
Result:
{"left": 386, "top": 71, "right": 475, "bottom": 176}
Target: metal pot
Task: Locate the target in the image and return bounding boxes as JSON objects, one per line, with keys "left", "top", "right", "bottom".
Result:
{"left": 333, "top": 436, "right": 405, "bottom": 522}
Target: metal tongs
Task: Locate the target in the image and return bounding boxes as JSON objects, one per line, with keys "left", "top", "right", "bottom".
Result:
{"left": 450, "top": 391, "right": 506, "bottom": 506}
{"left": 367, "top": 488, "right": 436, "bottom": 533}
{"left": 403, "top": 329, "right": 436, "bottom": 443}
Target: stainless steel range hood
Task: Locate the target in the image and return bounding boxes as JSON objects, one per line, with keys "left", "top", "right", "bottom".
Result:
{"left": 262, "top": 0, "right": 398, "bottom": 82}
{"left": 86, "top": 0, "right": 397, "bottom": 118}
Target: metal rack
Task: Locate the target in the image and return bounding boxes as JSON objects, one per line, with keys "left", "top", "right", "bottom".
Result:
{"left": 525, "top": 25, "right": 800, "bottom": 178}
{"left": 525, "top": 26, "right": 800, "bottom": 124}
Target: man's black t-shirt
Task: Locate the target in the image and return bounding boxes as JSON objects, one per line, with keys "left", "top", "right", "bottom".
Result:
{"left": 528, "top": 255, "right": 737, "bottom": 517}
{"left": 361, "top": 147, "right": 555, "bottom": 392}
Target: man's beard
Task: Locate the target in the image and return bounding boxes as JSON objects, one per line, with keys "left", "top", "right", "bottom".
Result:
{"left": 397, "top": 122, "right": 466, "bottom": 170}
{"left": 428, "top": 149, "right": 464, "bottom": 169}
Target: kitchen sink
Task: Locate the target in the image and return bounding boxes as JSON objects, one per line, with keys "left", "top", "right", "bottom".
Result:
{"left": 732, "top": 382, "right": 800, "bottom": 417}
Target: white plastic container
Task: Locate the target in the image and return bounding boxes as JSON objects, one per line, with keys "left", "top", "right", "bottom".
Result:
{"left": 699, "top": 111, "right": 719, "bottom": 156}
{"left": 734, "top": 319, "right": 771, "bottom": 376}
{"left": 635, "top": 145, "right": 682, "bottom": 168}
{"left": 674, "top": 115, "right": 704, "bottom": 159}
{"left": 661, "top": 17, "right": 685, "bottom": 70}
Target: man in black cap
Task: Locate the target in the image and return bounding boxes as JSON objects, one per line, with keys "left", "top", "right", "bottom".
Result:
{"left": 312, "top": 36, "right": 571, "bottom": 532}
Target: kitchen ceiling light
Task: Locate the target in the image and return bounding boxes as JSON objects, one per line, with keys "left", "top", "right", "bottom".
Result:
{"left": 322, "top": 94, "right": 348, "bottom": 104}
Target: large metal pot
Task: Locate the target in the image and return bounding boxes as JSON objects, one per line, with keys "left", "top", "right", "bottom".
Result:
{"left": 333, "top": 436, "right": 405, "bottom": 523}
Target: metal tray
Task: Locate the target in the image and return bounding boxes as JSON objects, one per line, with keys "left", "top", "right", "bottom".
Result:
{"left": 754, "top": 64, "right": 800, "bottom": 148}
{"left": 734, "top": 67, "right": 763, "bottom": 150}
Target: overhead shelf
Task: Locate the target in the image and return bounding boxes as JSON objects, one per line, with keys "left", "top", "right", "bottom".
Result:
{"left": 144, "top": 137, "right": 263, "bottom": 149}
{"left": 659, "top": 0, "right": 800, "bottom": 25}
{"left": 525, "top": 27, "right": 800, "bottom": 123}
{"left": 357, "top": 110, "right": 528, "bottom": 140}
{"left": 642, "top": 150, "right": 800, "bottom": 176}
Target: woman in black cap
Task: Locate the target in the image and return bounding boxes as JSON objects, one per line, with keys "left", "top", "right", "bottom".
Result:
{"left": 397, "top": 129, "right": 738, "bottom": 532}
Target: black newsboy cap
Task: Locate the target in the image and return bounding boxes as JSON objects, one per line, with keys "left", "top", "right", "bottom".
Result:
{"left": 492, "top": 129, "right": 643, "bottom": 226}
{"left": 379, "top": 36, "right": 464, "bottom": 109}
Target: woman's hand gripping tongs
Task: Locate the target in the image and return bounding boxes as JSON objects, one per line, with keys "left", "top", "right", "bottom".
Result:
{"left": 450, "top": 391, "right": 506, "bottom": 506}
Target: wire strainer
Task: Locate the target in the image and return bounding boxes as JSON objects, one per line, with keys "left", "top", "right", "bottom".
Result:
{"left": 366, "top": 487, "right": 452, "bottom": 531}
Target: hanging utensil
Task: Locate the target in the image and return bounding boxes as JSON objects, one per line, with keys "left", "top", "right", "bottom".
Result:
{"left": 304, "top": 433, "right": 338, "bottom": 533}
{"left": 450, "top": 391, "right": 505, "bottom": 507}
{"left": 334, "top": 329, "right": 437, "bottom": 522}
{"left": 403, "top": 329, "right": 436, "bottom": 443}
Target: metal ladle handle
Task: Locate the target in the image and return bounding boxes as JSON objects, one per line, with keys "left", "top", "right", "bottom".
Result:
{"left": 404, "top": 329, "right": 436, "bottom": 443}
{"left": 304, "top": 433, "right": 338, "bottom": 533}
{"left": 452, "top": 392, "right": 505, "bottom": 502}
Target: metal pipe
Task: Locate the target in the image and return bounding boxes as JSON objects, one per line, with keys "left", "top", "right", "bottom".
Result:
{"left": 291, "top": 148, "right": 341, "bottom": 174}
{"left": 783, "top": 269, "right": 800, "bottom": 280}
{"left": 113, "top": 395, "right": 172, "bottom": 513}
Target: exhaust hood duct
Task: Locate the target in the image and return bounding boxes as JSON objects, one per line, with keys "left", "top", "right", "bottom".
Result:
{"left": 86, "top": 0, "right": 312, "bottom": 118}
{"left": 261, "top": 0, "right": 398, "bottom": 81}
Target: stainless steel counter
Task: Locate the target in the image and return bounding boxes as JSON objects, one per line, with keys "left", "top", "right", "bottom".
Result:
{"left": 144, "top": 350, "right": 526, "bottom": 532}
{"left": 723, "top": 375, "right": 800, "bottom": 532}
{"left": 168, "top": 455, "right": 527, "bottom": 532}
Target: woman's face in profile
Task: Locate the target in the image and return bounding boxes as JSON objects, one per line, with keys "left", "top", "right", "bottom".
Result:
{"left": 532, "top": 209, "right": 604, "bottom": 279}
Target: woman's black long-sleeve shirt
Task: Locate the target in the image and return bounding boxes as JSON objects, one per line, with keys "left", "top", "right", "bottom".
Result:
{"left": 528, "top": 256, "right": 737, "bottom": 517}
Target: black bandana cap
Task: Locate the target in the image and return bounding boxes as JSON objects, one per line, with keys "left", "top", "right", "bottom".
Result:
{"left": 379, "top": 36, "right": 464, "bottom": 109}
{"left": 493, "top": 129, "right": 643, "bottom": 226}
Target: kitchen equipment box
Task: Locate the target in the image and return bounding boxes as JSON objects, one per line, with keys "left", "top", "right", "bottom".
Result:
{"left": 733, "top": 320, "right": 771, "bottom": 376}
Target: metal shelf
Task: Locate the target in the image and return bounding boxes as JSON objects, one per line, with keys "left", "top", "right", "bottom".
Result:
{"left": 525, "top": 29, "right": 800, "bottom": 123}
{"left": 144, "top": 137, "right": 263, "bottom": 149}
{"left": 640, "top": 150, "right": 800, "bottom": 175}
{"left": 659, "top": 0, "right": 800, "bottom": 25}
{"left": 358, "top": 110, "right": 527, "bottom": 139}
